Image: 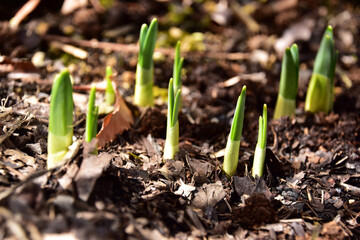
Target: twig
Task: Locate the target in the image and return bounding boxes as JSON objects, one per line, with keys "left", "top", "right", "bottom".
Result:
{"left": 9, "top": 0, "right": 41, "bottom": 29}
{"left": 0, "top": 113, "right": 32, "bottom": 145}
{"left": 50, "top": 41, "right": 88, "bottom": 59}
{"left": 43, "top": 34, "right": 250, "bottom": 61}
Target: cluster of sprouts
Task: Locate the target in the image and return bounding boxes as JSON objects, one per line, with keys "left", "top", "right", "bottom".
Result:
{"left": 47, "top": 23, "right": 337, "bottom": 180}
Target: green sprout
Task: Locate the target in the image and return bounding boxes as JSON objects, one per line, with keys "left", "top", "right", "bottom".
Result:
{"left": 273, "top": 44, "right": 299, "bottom": 119}
{"left": 47, "top": 69, "right": 74, "bottom": 169}
{"left": 163, "top": 78, "right": 181, "bottom": 159}
{"left": 105, "top": 66, "right": 116, "bottom": 106}
{"left": 223, "top": 86, "right": 246, "bottom": 177}
{"left": 85, "top": 85, "right": 99, "bottom": 154}
{"left": 134, "top": 18, "right": 158, "bottom": 107}
{"left": 173, "top": 41, "right": 184, "bottom": 108}
{"left": 305, "top": 25, "right": 337, "bottom": 113}
{"left": 252, "top": 104, "right": 267, "bottom": 178}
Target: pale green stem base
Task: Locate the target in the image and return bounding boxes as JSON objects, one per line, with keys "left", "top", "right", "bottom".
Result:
{"left": 223, "top": 137, "right": 241, "bottom": 177}
{"left": 163, "top": 121, "right": 179, "bottom": 160}
{"left": 47, "top": 132, "right": 72, "bottom": 169}
{"left": 252, "top": 144, "right": 266, "bottom": 178}
{"left": 305, "top": 73, "right": 332, "bottom": 113}
{"left": 273, "top": 95, "right": 296, "bottom": 119}
{"left": 134, "top": 64, "right": 153, "bottom": 107}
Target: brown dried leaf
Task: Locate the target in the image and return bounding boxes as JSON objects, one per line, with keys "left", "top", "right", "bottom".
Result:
{"left": 95, "top": 81, "right": 134, "bottom": 147}
{"left": 192, "top": 181, "right": 226, "bottom": 210}
{"left": 75, "top": 152, "right": 112, "bottom": 202}
{"left": 234, "top": 176, "right": 273, "bottom": 200}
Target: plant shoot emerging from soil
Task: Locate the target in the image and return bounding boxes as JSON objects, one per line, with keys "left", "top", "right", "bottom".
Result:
{"left": 252, "top": 104, "right": 267, "bottom": 178}
{"left": 223, "top": 86, "right": 246, "bottom": 177}
{"left": 134, "top": 18, "right": 158, "bottom": 107}
{"left": 105, "top": 66, "right": 115, "bottom": 106}
{"left": 274, "top": 44, "right": 299, "bottom": 119}
{"left": 85, "top": 84, "right": 99, "bottom": 154}
{"left": 305, "top": 25, "right": 337, "bottom": 113}
{"left": 164, "top": 78, "right": 181, "bottom": 159}
{"left": 173, "top": 41, "right": 184, "bottom": 108}
{"left": 47, "top": 69, "right": 74, "bottom": 169}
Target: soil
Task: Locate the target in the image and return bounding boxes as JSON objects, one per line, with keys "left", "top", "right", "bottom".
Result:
{"left": 0, "top": 0, "right": 359, "bottom": 239}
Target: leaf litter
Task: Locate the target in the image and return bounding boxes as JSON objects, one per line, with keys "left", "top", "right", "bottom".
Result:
{"left": 0, "top": 0, "right": 359, "bottom": 239}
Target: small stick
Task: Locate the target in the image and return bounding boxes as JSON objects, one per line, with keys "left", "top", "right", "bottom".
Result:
{"left": 43, "top": 34, "right": 250, "bottom": 61}
{"left": 9, "top": 0, "right": 41, "bottom": 29}
{"left": 50, "top": 41, "right": 88, "bottom": 59}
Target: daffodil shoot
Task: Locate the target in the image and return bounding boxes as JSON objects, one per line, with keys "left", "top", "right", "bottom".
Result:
{"left": 305, "top": 25, "right": 337, "bottom": 113}
{"left": 274, "top": 44, "right": 299, "bottom": 119}
{"left": 47, "top": 69, "right": 74, "bottom": 169}
{"left": 85, "top": 85, "right": 98, "bottom": 143}
{"left": 105, "top": 66, "right": 116, "bottom": 106}
{"left": 252, "top": 104, "right": 267, "bottom": 178}
{"left": 223, "top": 86, "right": 246, "bottom": 177}
{"left": 164, "top": 78, "right": 181, "bottom": 160}
{"left": 173, "top": 41, "right": 184, "bottom": 108}
{"left": 134, "top": 18, "right": 158, "bottom": 107}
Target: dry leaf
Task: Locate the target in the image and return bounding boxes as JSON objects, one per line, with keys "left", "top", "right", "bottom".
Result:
{"left": 75, "top": 152, "right": 112, "bottom": 202}
{"left": 96, "top": 89, "right": 134, "bottom": 147}
{"left": 73, "top": 78, "right": 134, "bottom": 147}
{"left": 97, "top": 80, "right": 134, "bottom": 147}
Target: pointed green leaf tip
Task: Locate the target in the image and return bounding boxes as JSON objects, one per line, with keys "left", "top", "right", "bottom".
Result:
{"left": 105, "top": 66, "right": 116, "bottom": 105}
{"left": 274, "top": 44, "right": 299, "bottom": 119}
{"left": 173, "top": 41, "right": 184, "bottom": 109}
{"left": 278, "top": 44, "right": 299, "bottom": 100}
{"left": 49, "top": 69, "right": 73, "bottom": 137}
{"left": 164, "top": 77, "right": 181, "bottom": 159}
{"left": 47, "top": 69, "right": 74, "bottom": 168}
{"left": 258, "top": 104, "right": 267, "bottom": 149}
{"left": 305, "top": 25, "right": 337, "bottom": 113}
{"left": 230, "top": 86, "right": 246, "bottom": 141}
{"left": 223, "top": 85, "right": 247, "bottom": 177}
{"left": 313, "top": 25, "right": 336, "bottom": 80}
{"left": 252, "top": 104, "right": 267, "bottom": 178}
{"left": 139, "top": 18, "right": 158, "bottom": 70}
{"left": 168, "top": 78, "right": 181, "bottom": 127}
{"left": 85, "top": 85, "right": 98, "bottom": 143}
{"left": 173, "top": 41, "right": 184, "bottom": 88}
{"left": 135, "top": 18, "right": 157, "bottom": 107}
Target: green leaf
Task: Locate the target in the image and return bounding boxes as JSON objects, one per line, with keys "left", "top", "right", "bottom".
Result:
{"left": 168, "top": 78, "right": 174, "bottom": 126}
{"left": 305, "top": 25, "right": 336, "bottom": 113}
{"left": 141, "top": 18, "right": 158, "bottom": 70}
{"left": 290, "top": 44, "right": 299, "bottom": 83}
{"left": 252, "top": 104, "right": 267, "bottom": 177}
{"left": 49, "top": 69, "right": 73, "bottom": 137}
{"left": 47, "top": 69, "right": 74, "bottom": 168}
{"left": 257, "top": 116, "right": 263, "bottom": 146}
{"left": 172, "top": 89, "right": 181, "bottom": 127}
{"left": 305, "top": 73, "right": 331, "bottom": 113}
{"left": 105, "top": 66, "right": 116, "bottom": 105}
{"left": 85, "top": 85, "right": 97, "bottom": 142}
{"left": 313, "top": 26, "right": 335, "bottom": 79}
{"left": 173, "top": 41, "right": 182, "bottom": 87}
{"left": 139, "top": 24, "right": 148, "bottom": 65}
{"left": 261, "top": 104, "right": 267, "bottom": 148}
{"left": 279, "top": 46, "right": 298, "bottom": 100}
{"left": 229, "top": 86, "right": 246, "bottom": 141}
